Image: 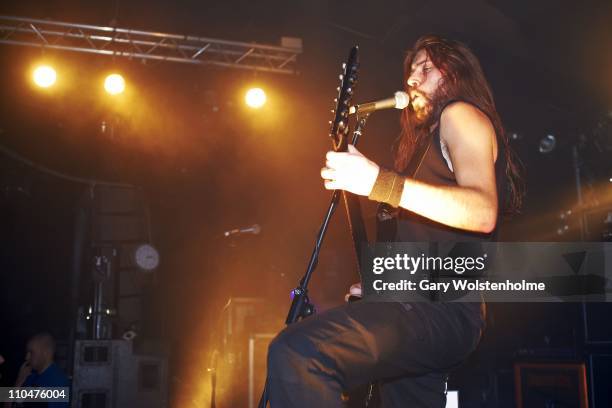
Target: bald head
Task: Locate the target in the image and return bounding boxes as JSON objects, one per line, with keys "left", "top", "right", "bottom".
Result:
{"left": 26, "top": 332, "right": 55, "bottom": 373}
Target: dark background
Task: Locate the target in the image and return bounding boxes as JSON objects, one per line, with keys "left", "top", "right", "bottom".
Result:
{"left": 1, "top": 0, "right": 611, "bottom": 406}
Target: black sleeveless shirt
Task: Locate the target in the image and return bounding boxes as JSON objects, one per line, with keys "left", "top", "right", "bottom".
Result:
{"left": 387, "top": 100, "right": 507, "bottom": 331}
{"left": 396, "top": 100, "right": 507, "bottom": 242}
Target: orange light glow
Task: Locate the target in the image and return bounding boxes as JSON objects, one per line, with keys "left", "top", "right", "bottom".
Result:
{"left": 245, "top": 88, "right": 266, "bottom": 109}
{"left": 104, "top": 73, "right": 125, "bottom": 95}
{"left": 33, "top": 65, "right": 57, "bottom": 88}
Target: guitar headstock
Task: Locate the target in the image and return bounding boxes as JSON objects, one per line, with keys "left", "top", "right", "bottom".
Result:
{"left": 329, "top": 46, "right": 359, "bottom": 152}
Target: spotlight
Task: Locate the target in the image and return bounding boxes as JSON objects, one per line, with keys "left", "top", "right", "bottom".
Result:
{"left": 33, "top": 65, "right": 56, "bottom": 88}
{"left": 539, "top": 134, "right": 556, "bottom": 154}
{"left": 104, "top": 73, "right": 125, "bottom": 95}
{"left": 245, "top": 87, "right": 266, "bottom": 109}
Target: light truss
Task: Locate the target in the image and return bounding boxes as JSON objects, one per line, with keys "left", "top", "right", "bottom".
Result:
{"left": 0, "top": 15, "right": 302, "bottom": 74}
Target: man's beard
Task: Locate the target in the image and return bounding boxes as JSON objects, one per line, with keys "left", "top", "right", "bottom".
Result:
{"left": 408, "top": 90, "right": 434, "bottom": 125}
{"left": 407, "top": 85, "right": 448, "bottom": 128}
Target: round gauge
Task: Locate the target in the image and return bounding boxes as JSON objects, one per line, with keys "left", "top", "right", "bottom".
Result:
{"left": 134, "top": 243, "right": 160, "bottom": 271}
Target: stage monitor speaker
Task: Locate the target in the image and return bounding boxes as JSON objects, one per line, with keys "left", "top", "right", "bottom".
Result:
{"left": 514, "top": 362, "right": 588, "bottom": 408}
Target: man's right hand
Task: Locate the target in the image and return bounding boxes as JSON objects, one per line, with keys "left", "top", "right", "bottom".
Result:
{"left": 15, "top": 361, "right": 31, "bottom": 387}
{"left": 344, "top": 282, "right": 362, "bottom": 302}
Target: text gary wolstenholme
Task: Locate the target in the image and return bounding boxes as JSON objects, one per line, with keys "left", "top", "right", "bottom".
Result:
{"left": 372, "top": 278, "right": 546, "bottom": 293}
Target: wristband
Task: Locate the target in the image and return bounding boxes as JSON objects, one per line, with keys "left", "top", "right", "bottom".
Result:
{"left": 368, "top": 168, "right": 404, "bottom": 208}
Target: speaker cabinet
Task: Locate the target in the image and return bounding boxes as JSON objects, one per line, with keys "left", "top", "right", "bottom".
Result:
{"left": 588, "top": 354, "right": 612, "bottom": 408}
{"left": 72, "top": 340, "right": 168, "bottom": 408}
{"left": 583, "top": 303, "right": 612, "bottom": 344}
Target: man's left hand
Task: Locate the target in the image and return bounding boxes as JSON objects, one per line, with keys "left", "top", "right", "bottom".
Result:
{"left": 321, "top": 144, "right": 380, "bottom": 196}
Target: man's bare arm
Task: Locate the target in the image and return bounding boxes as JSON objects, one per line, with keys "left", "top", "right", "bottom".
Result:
{"left": 399, "top": 102, "right": 498, "bottom": 233}
{"left": 322, "top": 102, "right": 499, "bottom": 233}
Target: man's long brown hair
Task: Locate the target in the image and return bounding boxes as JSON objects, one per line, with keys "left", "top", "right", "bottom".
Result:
{"left": 395, "top": 35, "right": 524, "bottom": 214}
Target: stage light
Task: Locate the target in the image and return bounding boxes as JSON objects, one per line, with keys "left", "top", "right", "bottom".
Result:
{"left": 104, "top": 73, "right": 125, "bottom": 95}
{"left": 539, "top": 134, "right": 556, "bottom": 154}
{"left": 245, "top": 87, "right": 266, "bottom": 108}
{"left": 33, "top": 65, "right": 56, "bottom": 88}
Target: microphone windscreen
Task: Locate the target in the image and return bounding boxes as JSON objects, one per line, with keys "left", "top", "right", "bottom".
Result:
{"left": 394, "top": 91, "right": 410, "bottom": 109}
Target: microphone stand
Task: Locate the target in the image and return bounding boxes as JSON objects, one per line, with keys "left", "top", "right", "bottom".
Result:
{"left": 258, "top": 114, "right": 369, "bottom": 407}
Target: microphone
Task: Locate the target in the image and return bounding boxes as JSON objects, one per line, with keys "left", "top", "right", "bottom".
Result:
{"left": 349, "top": 91, "right": 409, "bottom": 115}
{"left": 223, "top": 224, "right": 261, "bottom": 237}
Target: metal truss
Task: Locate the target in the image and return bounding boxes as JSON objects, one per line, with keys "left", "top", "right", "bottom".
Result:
{"left": 0, "top": 15, "right": 301, "bottom": 74}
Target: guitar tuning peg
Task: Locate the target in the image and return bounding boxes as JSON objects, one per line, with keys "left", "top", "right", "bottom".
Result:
{"left": 346, "top": 87, "right": 353, "bottom": 95}
{"left": 331, "top": 109, "right": 335, "bottom": 114}
{"left": 328, "top": 120, "right": 333, "bottom": 125}
{"left": 342, "top": 63, "right": 347, "bottom": 69}
{"left": 339, "top": 74, "right": 343, "bottom": 80}
{"left": 334, "top": 98, "right": 338, "bottom": 103}
{"left": 336, "top": 87, "right": 341, "bottom": 92}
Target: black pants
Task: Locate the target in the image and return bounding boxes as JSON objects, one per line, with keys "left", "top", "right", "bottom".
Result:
{"left": 267, "top": 301, "right": 483, "bottom": 407}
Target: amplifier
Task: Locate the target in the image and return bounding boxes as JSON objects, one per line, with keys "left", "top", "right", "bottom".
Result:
{"left": 514, "top": 362, "right": 588, "bottom": 408}
{"left": 213, "top": 298, "right": 283, "bottom": 408}
{"left": 248, "top": 333, "right": 276, "bottom": 408}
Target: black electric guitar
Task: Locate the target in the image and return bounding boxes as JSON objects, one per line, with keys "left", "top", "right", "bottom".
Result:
{"left": 328, "top": 46, "right": 371, "bottom": 279}
{"left": 328, "top": 46, "right": 381, "bottom": 407}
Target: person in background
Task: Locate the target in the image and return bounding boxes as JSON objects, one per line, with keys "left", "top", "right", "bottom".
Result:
{"left": 12, "top": 333, "right": 69, "bottom": 408}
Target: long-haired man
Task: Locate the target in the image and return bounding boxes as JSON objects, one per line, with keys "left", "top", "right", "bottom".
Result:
{"left": 267, "top": 35, "right": 523, "bottom": 407}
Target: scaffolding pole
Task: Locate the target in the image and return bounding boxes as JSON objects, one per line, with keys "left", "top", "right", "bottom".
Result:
{"left": 0, "top": 15, "right": 302, "bottom": 74}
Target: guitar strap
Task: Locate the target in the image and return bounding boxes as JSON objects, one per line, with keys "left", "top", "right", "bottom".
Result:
{"left": 375, "top": 134, "right": 433, "bottom": 241}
